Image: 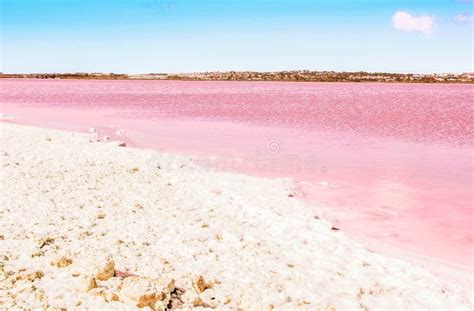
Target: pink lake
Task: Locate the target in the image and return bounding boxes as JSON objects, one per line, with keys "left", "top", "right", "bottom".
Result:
{"left": 1, "top": 79, "right": 473, "bottom": 271}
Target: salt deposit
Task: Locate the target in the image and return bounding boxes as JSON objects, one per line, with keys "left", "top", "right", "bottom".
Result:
{"left": 0, "top": 123, "right": 471, "bottom": 310}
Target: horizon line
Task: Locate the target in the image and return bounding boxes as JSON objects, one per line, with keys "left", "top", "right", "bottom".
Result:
{"left": 2, "top": 69, "right": 473, "bottom": 75}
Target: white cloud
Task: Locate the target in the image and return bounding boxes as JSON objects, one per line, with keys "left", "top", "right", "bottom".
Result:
{"left": 392, "top": 11, "right": 434, "bottom": 34}
{"left": 454, "top": 14, "right": 474, "bottom": 23}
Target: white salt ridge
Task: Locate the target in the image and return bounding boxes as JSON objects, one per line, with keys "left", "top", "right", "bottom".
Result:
{"left": 0, "top": 123, "right": 472, "bottom": 310}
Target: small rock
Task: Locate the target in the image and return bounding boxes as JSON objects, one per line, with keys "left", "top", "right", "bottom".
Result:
{"left": 193, "top": 297, "right": 213, "bottom": 308}
{"left": 193, "top": 297, "right": 204, "bottom": 307}
{"left": 128, "top": 167, "right": 140, "bottom": 173}
{"left": 167, "top": 287, "right": 186, "bottom": 309}
{"left": 102, "top": 136, "right": 110, "bottom": 142}
{"left": 88, "top": 127, "right": 97, "bottom": 133}
{"left": 38, "top": 237, "right": 54, "bottom": 249}
{"left": 31, "top": 250, "right": 44, "bottom": 258}
{"left": 17, "top": 270, "right": 44, "bottom": 281}
{"left": 90, "top": 288, "right": 120, "bottom": 302}
{"left": 76, "top": 275, "right": 97, "bottom": 292}
{"left": 297, "top": 300, "right": 311, "bottom": 306}
{"left": 52, "top": 256, "right": 73, "bottom": 268}
{"left": 120, "top": 276, "right": 174, "bottom": 309}
{"left": 102, "top": 292, "right": 120, "bottom": 302}
{"left": 168, "top": 297, "right": 181, "bottom": 309}
{"left": 192, "top": 275, "right": 213, "bottom": 294}
{"left": 94, "top": 257, "right": 115, "bottom": 281}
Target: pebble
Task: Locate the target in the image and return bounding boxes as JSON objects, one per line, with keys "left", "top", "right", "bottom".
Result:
{"left": 192, "top": 275, "right": 213, "bottom": 294}
{"left": 120, "top": 276, "right": 174, "bottom": 309}
{"left": 93, "top": 257, "right": 115, "bottom": 281}
{"left": 52, "top": 256, "right": 73, "bottom": 268}
{"left": 76, "top": 275, "right": 97, "bottom": 292}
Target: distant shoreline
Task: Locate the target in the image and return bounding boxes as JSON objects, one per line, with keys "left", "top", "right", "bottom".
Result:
{"left": 1, "top": 71, "right": 473, "bottom": 84}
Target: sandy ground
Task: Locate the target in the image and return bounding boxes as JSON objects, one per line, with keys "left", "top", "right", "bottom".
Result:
{"left": 0, "top": 122, "right": 472, "bottom": 310}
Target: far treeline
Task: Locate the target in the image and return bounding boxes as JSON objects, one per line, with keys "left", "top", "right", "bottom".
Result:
{"left": 1, "top": 71, "right": 473, "bottom": 83}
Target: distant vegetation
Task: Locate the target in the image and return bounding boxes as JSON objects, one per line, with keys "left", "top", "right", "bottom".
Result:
{"left": 0, "top": 72, "right": 129, "bottom": 80}
{"left": 1, "top": 71, "right": 473, "bottom": 83}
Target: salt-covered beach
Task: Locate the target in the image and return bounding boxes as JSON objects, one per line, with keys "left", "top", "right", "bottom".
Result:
{"left": 0, "top": 122, "right": 471, "bottom": 309}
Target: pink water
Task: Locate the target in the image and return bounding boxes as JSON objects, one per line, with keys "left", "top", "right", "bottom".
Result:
{"left": 1, "top": 79, "right": 473, "bottom": 270}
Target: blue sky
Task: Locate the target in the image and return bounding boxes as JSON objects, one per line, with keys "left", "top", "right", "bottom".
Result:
{"left": 1, "top": 0, "right": 473, "bottom": 73}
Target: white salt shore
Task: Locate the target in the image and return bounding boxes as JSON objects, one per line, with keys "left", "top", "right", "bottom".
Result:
{"left": 0, "top": 123, "right": 472, "bottom": 310}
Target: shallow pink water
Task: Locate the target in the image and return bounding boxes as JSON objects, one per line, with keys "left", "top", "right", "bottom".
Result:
{"left": 1, "top": 79, "right": 473, "bottom": 269}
